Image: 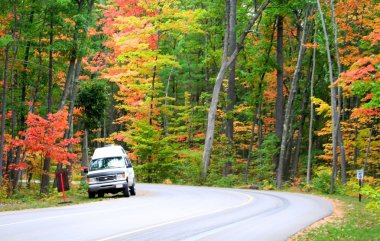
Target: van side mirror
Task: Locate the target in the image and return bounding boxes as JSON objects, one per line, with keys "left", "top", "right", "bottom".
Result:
{"left": 84, "top": 168, "right": 89, "bottom": 174}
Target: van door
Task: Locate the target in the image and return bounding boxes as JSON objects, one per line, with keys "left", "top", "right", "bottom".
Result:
{"left": 125, "top": 156, "right": 134, "bottom": 185}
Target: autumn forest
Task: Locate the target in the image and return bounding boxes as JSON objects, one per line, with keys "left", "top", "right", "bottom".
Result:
{"left": 0, "top": 0, "right": 379, "bottom": 202}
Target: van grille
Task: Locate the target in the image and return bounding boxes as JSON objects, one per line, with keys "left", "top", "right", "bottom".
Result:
{"left": 97, "top": 175, "right": 116, "bottom": 182}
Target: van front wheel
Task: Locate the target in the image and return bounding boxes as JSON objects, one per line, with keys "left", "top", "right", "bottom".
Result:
{"left": 123, "top": 183, "right": 130, "bottom": 197}
{"left": 88, "top": 191, "right": 96, "bottom": 198}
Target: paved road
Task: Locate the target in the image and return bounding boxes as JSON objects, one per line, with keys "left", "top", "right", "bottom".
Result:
{"left": 0, "top": 184, "right": 333, "bottom": 241}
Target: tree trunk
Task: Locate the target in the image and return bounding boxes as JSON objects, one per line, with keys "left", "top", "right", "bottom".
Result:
{"left": 277, "top": 7, "right": 311, "bottom": 189}
{"left": 352, "top": 97, "right": 360, "bottom": 168}
{"left": 244, "top": 19, "right": 276, "bottom": 183}
{"left": 363, "top": 125, "right": 374, "bottom": 171}
{"left": 9, "top": 78, "right": 17, "bottom": 189}
{"left": 7, "top": 54, "right": 17, "bottom": 187}
{"left": 306, "top": 23, "right": 317, "bottom": 185}
{"left": 203, "top": 0, "right": 230, "bottom": 178}
{"left": 39, "top": 28, "right": 52, "bottom": 194}
{"left": 40, "top": 157, "right": 51, "bottom": 194}
{"left": 30, "top": 33, "right": 43, "bottom": 113}
{"left": 337, "top": 126, "right": 346, "bottom": 184}
{"left": 257, "top": 103, "right": 263, "bottom": 150}
{"left": 163, "top": 67, "right": 173, "bottom": 136}
{"left": 12, "top": 148, "right": 22, "bottom": 190}
{"left": 81, "top": 129, "right": 89, "bottom": 182}
{"left": 66, "top": 57, "right": 82, "bottom": 174}
{"left": 226, "top": 0, "right": 237, "bottom": 141}
{"left": 202, "top": 0, "right": 271, "bottom": 179}
{"left": 275, "top": 13, "right": 284, "bottom": 140}
{"left": 150, "top": 64, "right": 157, "bottom": 126}
{"left": 317, "top": 0, "right": 340, "bottom": 194}
{"left": 59, "top": 1, "right": 85, "bottom": 110}
{"left": 245, "top": 103, "right": 259, "bottom": 183}
{"left": 47, "top": 13, "right": 54, "bottom": 114}
{"left": 330, "top": 0, "right": 347, "bottom": 184}
{"left": 60, "top": 56, "right": 76, "bottom": 110}
{"left": 284, "top": 133, "right": 294, "bottom": 180}
{"left": 0, "top": 44, "right": 10, "bottom": 185}
{"left": 292, "top": 86, "right": 308, "bottom": 178}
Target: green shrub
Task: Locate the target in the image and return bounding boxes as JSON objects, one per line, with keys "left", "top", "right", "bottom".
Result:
{"left": 345, "top": 178, "right": 360, "bottom": 196}
{"left": 0, "top": 178, "right": 10, "bottom": 202}
{"left": 261, "top": 179, "right": 275, "bottom": 190}
{"left": 215, "top": 175, "right": 243, "bottom": 188}
{"left": 252, "top": 134, "right": 278, "bottom": 182}
{"left": 360, "top": 185, "right": 380, "bottom": 223}
{"left": 312, "top": 166, "right": 332, "bottom": 194}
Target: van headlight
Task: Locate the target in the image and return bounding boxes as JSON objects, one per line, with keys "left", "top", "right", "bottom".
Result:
{"left": 87, "top": 177, "right": 97, "bottom": 184}
{"left": 116, "top": 173, "right": 126, "bottom": 180}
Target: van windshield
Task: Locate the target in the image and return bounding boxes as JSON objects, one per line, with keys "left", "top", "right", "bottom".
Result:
{"left": 90, "top": 157, "right": 125, "bottom": 171}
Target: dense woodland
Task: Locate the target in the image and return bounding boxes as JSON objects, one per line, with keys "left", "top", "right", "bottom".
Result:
{"left": 0, "top": 0, "right": 379, "bottom": 197}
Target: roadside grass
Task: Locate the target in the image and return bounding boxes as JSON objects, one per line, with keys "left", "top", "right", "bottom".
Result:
{"left": 0, "top": 183, "right": 101, "bottom": 212}
{"left": 292, "top": 194, "right": 380, "bottom": 241}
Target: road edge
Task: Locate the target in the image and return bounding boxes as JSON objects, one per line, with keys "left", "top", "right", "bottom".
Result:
{"left": 287, "top": 197, "right": 344, "bottom": 241}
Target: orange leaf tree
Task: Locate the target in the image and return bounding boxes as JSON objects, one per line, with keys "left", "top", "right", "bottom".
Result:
{"left": 19, "top": 109, "right": 80, "bottom": 176}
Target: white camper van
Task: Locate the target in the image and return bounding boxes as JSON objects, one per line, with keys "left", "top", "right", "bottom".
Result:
{"left": 85, "top": 145, "right": 136, "bottom": 198}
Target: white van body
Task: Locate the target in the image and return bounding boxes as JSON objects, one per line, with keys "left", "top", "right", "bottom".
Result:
{"left": 86, "top": 145, "right": 135, "bottom": 198}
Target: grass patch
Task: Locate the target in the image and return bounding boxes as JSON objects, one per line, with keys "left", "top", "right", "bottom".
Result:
{"left": 293, "top": 195, "right": 380, "bottom": 241}
{"left": 0, "top": 183, "right": 103, "bottom": 212}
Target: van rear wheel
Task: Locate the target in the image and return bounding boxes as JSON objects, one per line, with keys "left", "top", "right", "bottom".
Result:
{"left": 123, "top": 183, "right": 130, "bottom": 197}
{"left": 130, "top": 182, "right": 136, "bottom": 196}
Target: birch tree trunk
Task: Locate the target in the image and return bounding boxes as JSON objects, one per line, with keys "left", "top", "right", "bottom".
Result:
{"left": 306, "top": 23, "right": 317, "bottom": 185}
{"left": 330, "top": 0, "right": 347, "bottom": 184}
{"left": 163, "top": 67, "right": 173, "bottom": 136}
{"left": 202, "top": 0, "right": 272, "bottom": 178}
{"left": 317, "top": 0, "right": 340, "bottom": 194}
{"left": 277, "top": 7, "right": 311, "bottom": 189}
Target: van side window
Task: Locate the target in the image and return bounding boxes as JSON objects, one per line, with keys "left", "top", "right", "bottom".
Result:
{"left": 125, "top": 157, "right": 132, "bottom": 168}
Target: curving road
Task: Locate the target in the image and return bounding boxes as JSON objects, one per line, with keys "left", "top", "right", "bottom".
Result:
{"left": 0, "top": 184, "right": 333, "bottom": 241}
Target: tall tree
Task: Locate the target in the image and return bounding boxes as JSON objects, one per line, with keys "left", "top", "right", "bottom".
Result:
{"left": 0, "top": 44, "right": 10, "bottom": 185}
{"left": 202, "top": 0, "right": 272, "bottom": 178}
{"left": 316, "top": 0, "right": 340, "bottom": 193}
{"left": 226, "top": 0, "right": 237, "bottom": 142}
{"left": 276, "top": 6, "right": 311, "bottom": 189}
{"left": 330, "top": 0, "right": 347, "bottom": 184}
{"left": 275, "top": 0, "right": 284, "bottom": 141}
{"left": 306, "top": 23, "right": 317, "bottom": 185}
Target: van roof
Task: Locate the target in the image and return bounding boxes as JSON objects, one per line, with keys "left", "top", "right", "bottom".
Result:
{"left": 92, "top": 145, "right": 126, "bottom": 159}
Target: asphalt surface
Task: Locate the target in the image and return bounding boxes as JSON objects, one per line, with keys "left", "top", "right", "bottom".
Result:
{"left": 0, "top": 184, "right": 333, "bottom": 241}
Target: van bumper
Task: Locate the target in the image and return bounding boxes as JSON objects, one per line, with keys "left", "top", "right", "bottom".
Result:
{"left": 88, "top": 180, "right": 128, "bottom": 193}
